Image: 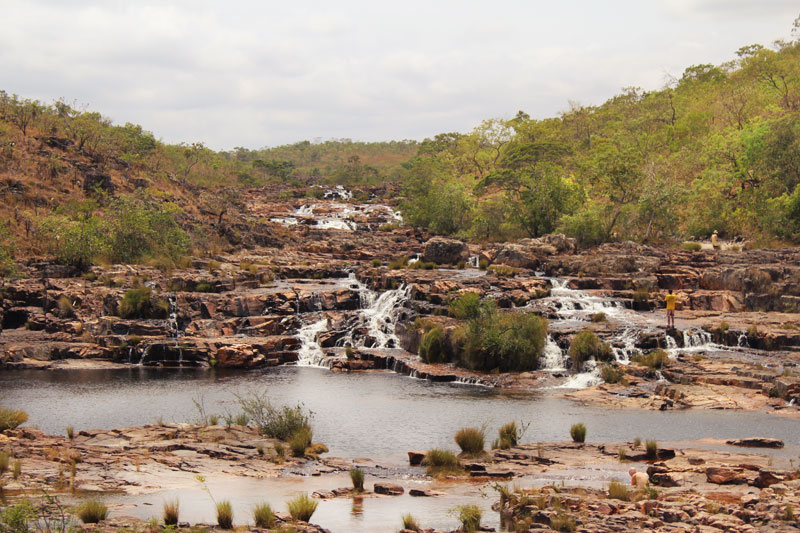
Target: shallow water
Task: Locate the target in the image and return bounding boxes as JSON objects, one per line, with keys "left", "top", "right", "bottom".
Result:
{"left": 3, "top": 366, "right": 800, "bottom": 462}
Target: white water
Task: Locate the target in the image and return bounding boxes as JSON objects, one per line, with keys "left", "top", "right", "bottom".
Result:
{"left": 540, "top": 335, "right": 568, "bottom": 371}
{"left": 270, "top": 201, "right": 402, "bottom": 231}
{"left": 296, "top": 319, "right": 329, "bottom": 367}
{"left": 342, "top": 280, "right": 412, "bottom": 349}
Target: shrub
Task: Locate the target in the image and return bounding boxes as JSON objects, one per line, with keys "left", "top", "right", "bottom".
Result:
{"left": 454, "top": 427, "right": 485, "bottom": 455}
{"left": 568, "top": 330, "right": 612, "bottom": 370}
{"left": 0, "top": 452, "right": 8, "bottom": 475}
{"left": 599, "top": 364, "right": 624, "bottom": 384}
{"left": 57, "top": 295, "right": 75, "bottom": 318}
{"left": 455, "top": 504, "right": 482, "bottom": 533}
{"left": 419, "top": 325, "right": 448, "bottom": 364}
{"left": 645, "top": 440, "right": 658, "bottom": 459}
{"left": 345, "top": 346, "right": 355, "bottom": 360}
{"left": 0, "top": 499, "right": 37, "bottom": 531}
{"left": 570, "top": 423, "right": 586, "bottom": 443}
{"left": 719, "top": 320, "right": 730, "bottom": 332}
{"left": 590, "top": 312, "right": 607, "bottom": 323}
{"left": 422, "top": 449, "right": 462, "bottom": 476}
{"left": 350, "top": 467, "right": 365, "bottom": 492}
{"left": 498, "top": 421, "right": 525, "bottom": 447}
{"left": 401, "top": 513, "right": 420, "bottom": 531}
{"left": 607, "top": 480, "right": 630, "bottom": 501}
{"left": 631, "top": 350, "right": 669, "bottom": 370}
{"left": 253, "top": 502, "right": 275, "bottom": 529}
{"left": 290, "top": 427, "right": 313, "bottom": 457}
{"left": 287, "top": 494, "right": 318, "bottom": 522}
{"left": 12, "top": 459, "right": 21, "bottom": 479}
{"left": 448, "top": 292, "right": 487, "bottom": 320}
{"left": 458, "top": 310, "right": 547, "bottom": 372}
{"left": 216, "top": 500, "right": 233, "bottom": 529}
{"left": 488, "top": 265, "right": 518, "bottom": 278}
{"left": 388, "top": 256, "right": 409, "bottom": 270}
{"left": 0, "top": 408, "right": 27, "bottom": 431}
{"left": 235, "top": 390, "right": 312, "bottom": 440}
{"left": 407, "top": 260, "right": 436, "bottom": 270}
{"left": 550, "top": 513, "right": 577, "bottom": 532}
{"left": 118, "top": 287, "right": 152, "bottom": 319}
{"left": 195, "top": 282, "right": 216, "bottom": 293}
{"left": 163, "top": 499, "right": 179, "bottom": 526}
{"left": 478, "top": 259, "right": 488, "bottom": 270}
{"left": 207, "top": 260, "right": 221, "bottom": 272}
{"left": 75, "top": 500, "right": 108, "bottom": 524}
{"left": 371, "top": 258, "right": 382, "bottom": 267}
{"left": 681, "top": 242, "right": 702, "bottom": 251}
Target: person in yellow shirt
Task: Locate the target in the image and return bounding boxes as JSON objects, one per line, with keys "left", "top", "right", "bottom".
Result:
{"left": 665, "top": 289, "right": 677, "bottom": 329}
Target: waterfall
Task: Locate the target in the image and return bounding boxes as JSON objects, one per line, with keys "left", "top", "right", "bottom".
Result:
{"left": 545, "top": 279, "right": 623, "bottom": 319}
{"left": 539, "top": 335, "right": 568, "bottom": 371}
{"left": 737, "top": 333, "right": 750, "bottom": 348}
{"left": 166, "top": 295, "right": 183, "bottom": 365}
{"left": 296, "top": 319, "right": 329, "bottom": 367}
{"left": 683, "top": 329, "right": 714, "bottom": 349}
{"left": 408, "top": 253, "right": 421, "bottom": 265}
{"left": 338, "top": 275, "right": 412, "bottom": 349}
{"left": 467, "top": 255, "right": 480, "bottom": 268}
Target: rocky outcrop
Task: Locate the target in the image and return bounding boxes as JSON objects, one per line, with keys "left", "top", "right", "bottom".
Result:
{"left": 422, "top": 237, "right": 468, "bottom": 265}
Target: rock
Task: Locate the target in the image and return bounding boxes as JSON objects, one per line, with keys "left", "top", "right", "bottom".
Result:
{"left": 373, "top": 483, "right": 404, "bottom": 496}
{"left": 409, "top": 488, "right": 444, "bottom": 497}
{"left": 726, "top": 437, "right": 784, "bottom": 448}
{"left": 706, "top": 467, "right": 748, "bottom": 485}
{"left": 755, "top": 469, "right": 799, "bottom": 488}
{"left": 422, "top": 237, "right": 468, "bottom": 265}
{"left": 649, "top": 472, "right": 682, "bottom": 487}
{"left": 408, "top": 451, "right": 425, "bottom": 466}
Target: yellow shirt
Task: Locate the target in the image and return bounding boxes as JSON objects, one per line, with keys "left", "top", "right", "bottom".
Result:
{"left": 665, "top": 294, "right": 677, "bottom": 310}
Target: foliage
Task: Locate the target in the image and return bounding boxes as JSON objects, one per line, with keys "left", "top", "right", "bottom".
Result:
{"left": 0, "top": 407, "right": 28, "bottom": 431}
{"left": 631, "top": 350, "right": 670, "bottom": 369}
{"left": 599, "top": 364, "right": 625, "bottom": 384}
{"left": 645, "top": 440, "right": 659, "bottom": 459}
{"left": 0, "top": 452, "right": 8, "bottom": 475}
{"left": 289, "top": 427, "right": 313, "bottom": 457}
{"left": 419, "top": 325, "right": 448, "bottom": 364}
{"left": 37, "top": 202, "right": 107, "bottom": 269}
{"left": 448, "top": 292, "right": 490, "bottom": 320}
{"left": 118, "top": 287, "right": 153, "bottom": 319}
{"left": 498, "top": 421, "right": 527, "bottom": 448}
{"left": 215, "top": 500, "right": 233, "bottom": 529}
{"left": 568, "top": 330, "right": 613, "bottom": 370}
{"left": 607, "top": 480, "right": 630, "bottom": 501}
{"left": 74, "top": 500, "right": 108, "bottom": 524}
{"left": 349, "top": 468, "right": 365, "bottom": 492}
{"left": 286, "top": 494, "right": 318, "bottom": 522}
{"left": 401, "top": 513, "right": 420, "bottom": 532}
{"left": 422, "top": 449, "right": 462, "bottom": 476}
{"left": 570, "top": 423, "right": 587, "bottom": 443}
{"left": 253, "top": 503, "right": 276, "bottom": 529}
{"left": 457, "top": 308, "right": 547, "bottom": 372}
{"left": 0, "top": 498, "right": 37, "bottom": 532}
{"left": 453, "top": 504, "right": 482, "bottom": 533}
{"left": 235, "top": 390, "right": 312, "bottom": 440}
{"left": 454, "top": 427, "right": 485, "bottom": 455}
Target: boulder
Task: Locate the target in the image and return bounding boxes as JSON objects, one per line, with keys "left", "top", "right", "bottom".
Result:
{"left": 373, "top": 482, "right": 404, "bottom": 495}
{"left": 408, "top": 451, "right": 425, "bottom": 466}
{"left": 422, "top": 237, "right": 468, "bottom": 265}
{"left": 725, "top": 438, "right": 784, "bottom": 448}
{"left": 705, "top": 467, "right": 748, "bottom": 485}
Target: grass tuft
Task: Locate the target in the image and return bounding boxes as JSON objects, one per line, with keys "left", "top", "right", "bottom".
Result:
{"left": 645, "top": 439, "right": 658, "bottom": 459}
{"left": 216, "top": 500, "right": 233, "bottom": 529}
{"left": 75, "top": 500, "right": 108, "bottom": 524}
{"left": 163, "top": 498, "right": 179, "bottom": 526}
{"left": 290, "top": 427, "right": 312, "bottom": 457}
{"left": 568, "top": 330, "right": 612, "bottom": 370}
{"left": 253, "top": 502, "right": 276, "bottom": 528}
{"left": 570, "top": 423, "right": 586, "bottom": 443}
{"left": 350, "top": 467, "right": 365, "bottom": 492}
{"left": 454, "top": 504, "right": 482, "bottom": 532}
{"left": 0, "top": 408, "right": 28, "bottom": 431}
{"left": 287, "top": 493, "right": 318, "bottom": 522}
{"left": 607, "top": 480, "right": 630, "bottom": 501}
{"left": 401, "top": 513, "right": 420, "bottom": 531}
{"left": 422, "top": 449, "right": 462, "bottom": 476}
{"left": 454, "top": 427, "right": 485, "bottom": 455}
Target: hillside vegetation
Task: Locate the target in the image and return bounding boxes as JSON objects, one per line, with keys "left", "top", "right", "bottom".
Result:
{"left": 0, "top": 27, "right": 799, "bottom": 273}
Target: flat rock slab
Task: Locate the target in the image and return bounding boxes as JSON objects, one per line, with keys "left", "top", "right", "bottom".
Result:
{"left": 726, "top": 438, "right": 784, "bottom": 448}
{"left": 373, "top": 482, "right": 404, "bottom": 495}
{"left": 409, "top": 488, "right": 446, "bottom": 497}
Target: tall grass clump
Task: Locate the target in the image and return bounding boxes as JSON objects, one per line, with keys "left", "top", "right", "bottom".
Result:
{"left": 631, "top": 350, "right": 669, "bottom": 370}
{"left": 422, "top": 449, "right": 462, "bottom": 476}
{"left": 75, "top": 500, "right": 108, "bottom": 524}
{"left": 454, "top": 427, "right": 485, "bottom": 455}
{"left": 0, "top": 407, "right": 28, "bottom": 431}
{"left": 570, "top": 423, "right": 586, "bottom": 443}
{"left": 607, "top": 480, "right": 630, "bottom": 501}
{"left": 216, "top": 500, "right": 233, "bottom": 529}
{"left": 287, "top": 494, "right": 318, "bottom": 522}
{"left": 568, "top": 330, "right": 612, "bottom": 370}
{"left": 401, "top": 513, "right": 420, "bottom": 531}
{"left": 645, "top": 440, "right": 658, "bottom": 459}
{"left": 454, "top": 504, "right": 482, "bottom": 533}
{"left": 163, "top": 499, "right": 179, "bottom": 526}
{"left": 253, "top": 502, "right": 276, "bottom": 529}
{"left": 0, "top": 452, "right": 8, "bottom": 475}
{"left": 235, "top": 390, "right": 312, "bottom": 440}
{"left": 599, "top": 364, "right": 624, "bottom": 384}
{"left": 495, "top": 421, "right": 527, "bottom": 449}
{"left": 118, "top": 287, "right": 153, "bottom": 318}
{"left": 12, "top": 459, "right": 21, "bottom": 480}
{"left": 350, "top": 467, "right": 365, "bottom": 492}
{"left": 419, "top": 325, "right": 448, "bottom": 364}
{"left": 290, "top": 427, "right": 313, "bottom": 457}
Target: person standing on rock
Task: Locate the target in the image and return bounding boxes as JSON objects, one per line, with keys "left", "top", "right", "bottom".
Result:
{"left": 665, "top": 289, "right": 676, "bottom": 329}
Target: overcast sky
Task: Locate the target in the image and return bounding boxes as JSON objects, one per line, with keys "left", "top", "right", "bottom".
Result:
{"left": 1, "top": 1, "right": 798, "bottom": 150}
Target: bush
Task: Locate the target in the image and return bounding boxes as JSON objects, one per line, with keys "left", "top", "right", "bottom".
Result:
{"left": 12, "top": 459, "right": 21, "bottom": 479}
{"left": 345, "top": 346, "right": 355, "bottom": 360}
{"left": 235, "top": 390, "right": 312, "bottom": 440}
{"left": 590, "top": 312, "right": 607, "bottom": 323}
{"left": 75, "top": 500, "right": 108, "bottom": 524}
{"left": 163, "top": 499, "right": 179, "bottom": 526}
{"left": 454, "top": 427, "right": 485, "bottom": 455}
{"left": 550, "top": 513, "right": 577, "bottom": 532}
{"left": 455, "top": 504, "right": 482, "bottom": 533}
{"left": 253, "top": 502, "right": 275, "bottom": 529}
{"left": 498, "top": 421, "right": 525, "bottom": 448}
{"left": 607, "top": 480, "right": 630, "bottom": 501}
{"left": 118, "top": 287, "right": 152, "bottom": 319}
{"left": 388, "top": 256, "right": 409, "bottom": 270}
{"left": 287, "top": 494, "right": 318, "bottom": 522}
{"left": 216, "top": 500, "right": 233, "bottom": 529}
{"left": 568, "top": 330, "right": 612, "bottom": 370}
{"left": 645, "top": 440, "right": 658, "bottom": 459}
{"left": 419, "top": 325, "right": 448, "bottom": 364}
{"left": 0, "top": 499, "right": 37, "bottom": 532}
{"left": 458, "top": 310, "right": 547, "bottom": 372}
{"left": 0, "top": 452, "right": 8, "bottom": 475}
{"left": 195, "top": 282, "right": 216, "bottom": 293}
{"left": 681, "top": 242, "right": 702, "bottom": 251}
{"left": 0, "top": 407, "right": 28, "bottom": 431}
{"left": 402, "top": 513, "right": 420, "bottom": 531}
{"left": 570, "top": 423, "right": 586, "bottom": 443}
{"left": 350, "top": 467, "right": 365, "bottom": 492}
{"left": 599, "top": 364, "right": 624, "bottom": 384}
{"left": 631, "top": 350, "right": 669, "bottom": 370}
{"left": 422, "top": 449, "right": 462, "bottom": 476}
{"left": 371, "top": 258, "right": 382, "bottom": 267}
{"left": 448, "top": 292, "right": 487, "bottom": 320}
{"left": 57, "top": 295, "right": 75, "bottom": 318}
{"left": 407, "top": 260, "right": 436, "bottom": 270}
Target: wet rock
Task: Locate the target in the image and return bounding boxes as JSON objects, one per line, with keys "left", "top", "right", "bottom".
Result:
{"left": 726, "top": 438, "right": 784, "bottom": 448}
{"left": 373, "top": 482, "right": 404, "bottom": 495}
{"left": 409, "top": 488, "right": 445, "bottom": 497}
{"left": 422, "top": 237, "right": 468, "bottom": 265}
{"left": 408, "top": 451, "right": 425, "bottom": 466}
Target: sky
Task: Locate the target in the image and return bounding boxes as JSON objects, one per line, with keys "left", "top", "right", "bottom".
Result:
{"left": 1, "top": 1, "right": 798, "bottom": 150}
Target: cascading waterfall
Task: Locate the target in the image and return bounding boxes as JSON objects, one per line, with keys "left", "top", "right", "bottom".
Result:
{"left": 166, "top": 295, "right": 183, "bottom": 364}
{"left": 341, "top": 281, "right": 412, "bottom": 349}
{"left": 467, "top": 255, "right": 480, "bottom": 268}
{"left": 546, "top": 279, "right": 624, "bottom": 319}
{"left": 539, "top": 335, "right": 568, "bottom": 371}
{"left": 296, "top": 319, "right": 330, "bottom": 367}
